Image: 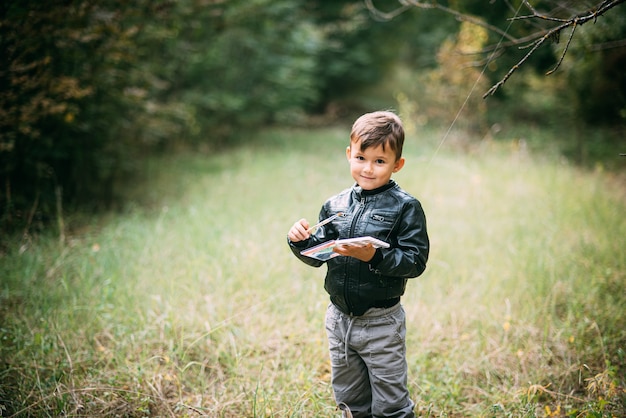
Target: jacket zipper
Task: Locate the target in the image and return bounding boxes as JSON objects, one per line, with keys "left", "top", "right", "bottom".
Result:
{"left": 344, "top": 196, "right": 366, "bottom": 315}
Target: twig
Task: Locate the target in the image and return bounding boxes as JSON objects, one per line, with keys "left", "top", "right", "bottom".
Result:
{"left": 483, "top": 25, "right": 559, "bottom": 97}
{"left": 520, "top": 0, "right": 538, "bottom": 16}
{"left": 546, "top": 19, "right": 577, "bottom": 75}
{"left": 485, "top": 0, "right": 626, "bottom": 96}
{"left": 364, "top": 0, "right": 411, "bottom": 21}
{"left": 367, "top": 0, "right": 518, "bottom": 41}
{"left": 368, "top": 0, "right": 626, "bottom": 97}
{"left": 514, "top": 0, "right": 569, "bottom": 23}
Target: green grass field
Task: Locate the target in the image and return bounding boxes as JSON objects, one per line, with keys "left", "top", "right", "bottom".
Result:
{"left": 1, "top": 126, "right": 625, "bottom": 417}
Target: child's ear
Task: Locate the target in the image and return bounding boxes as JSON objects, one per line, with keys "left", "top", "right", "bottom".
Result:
{"left": 393, "top": 157, "right": 405, "bottom": 173}
{"left": 346, "top": 146, "right": 351, "bottom": 161}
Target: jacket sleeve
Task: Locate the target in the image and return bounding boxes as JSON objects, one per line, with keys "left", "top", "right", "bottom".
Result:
{"left": 286, "top": 207, "right": 333, "bottom": 268}
{"left": 372, "top": 199, "right": 429, "bottom": 278}
{"left": 287, "top": 237, "right": 325, "bottom": 268}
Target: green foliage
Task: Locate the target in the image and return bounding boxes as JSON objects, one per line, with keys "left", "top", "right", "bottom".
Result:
{"left": 305, "top": 1, "right": 452, "bottom": 111}
{"left": 0, "top": 0, "right": 322, "bottom": 232}
{"left": 1, "top": 0, "right": 625, "bottom": 238}
{"left": 470, "top": 1, "right": 626, "bottom": 126}
{"left": 445, "top": 0, "right": 559, "bottom": 82}
{"left": 1, "top": 1, "right": 154, "bottom": 228}
{"left": 139, "top": 0, "right": 321, "bottom": 140}
{"left": 561, "top": 6, "right": 626, "bottom": 125}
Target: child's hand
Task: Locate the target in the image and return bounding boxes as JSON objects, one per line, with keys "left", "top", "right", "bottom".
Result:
{"left": 288, "top": 218, "right": 310, "bottom": 242}
{"left": 334, "top": 243, "right": 376, "bottom": 262}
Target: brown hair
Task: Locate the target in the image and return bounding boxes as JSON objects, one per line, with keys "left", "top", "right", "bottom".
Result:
{"left": 350, "top": 111, "right": 405, "bottom": 161}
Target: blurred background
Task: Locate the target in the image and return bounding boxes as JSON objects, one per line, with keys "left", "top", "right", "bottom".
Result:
{"left": 2, "top": 3, "right": 626, "bottom": 416}
{"left": 2, "top": 0, "right": 625, "bottom": 235}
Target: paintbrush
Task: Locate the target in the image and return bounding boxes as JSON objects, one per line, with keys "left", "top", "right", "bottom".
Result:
{"left": 306, "top": 212, "right": 344, "bottom": 233}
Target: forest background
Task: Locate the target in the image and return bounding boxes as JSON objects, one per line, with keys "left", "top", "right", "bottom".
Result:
{"left": 1, "top": 0, "right": 625, "bottom": 232}
{"left": 1, "top": 1, "right": 626, "bottom": 417}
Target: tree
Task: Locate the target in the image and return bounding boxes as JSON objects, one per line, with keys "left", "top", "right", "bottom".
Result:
{"left": 0, "top": 0, "right": 322, "bottom": 234}
{"left": 0, "top": 1, "right": 147, "bottom": 230}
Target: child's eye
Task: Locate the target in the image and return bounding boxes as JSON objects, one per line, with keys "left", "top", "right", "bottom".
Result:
{"left": 376, "top": 159, "right": 386, "bottom": 164}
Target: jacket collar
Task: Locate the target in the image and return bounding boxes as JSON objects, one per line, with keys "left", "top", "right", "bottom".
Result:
{"left": 353, "top": 180, "right": 397, "bottom": 198}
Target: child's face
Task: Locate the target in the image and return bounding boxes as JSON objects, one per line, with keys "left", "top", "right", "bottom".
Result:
{"left": 346, "top": 139, "right": 405, "bottom": 190}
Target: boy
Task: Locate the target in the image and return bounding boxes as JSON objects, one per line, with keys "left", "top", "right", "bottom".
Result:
{"left": 287, "top": 111, "right": 429, "bottom": 417}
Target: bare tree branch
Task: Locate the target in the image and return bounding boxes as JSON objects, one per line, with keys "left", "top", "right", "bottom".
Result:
{"left": 485, "top": 0, "right": 625, "bottom": 96}
{"left": 366, "top": 0, "right": 518, "bottom": 41}
{"left": 363, "top": 0, "right": 411, "bottom": 21}
{"left": 546, "top": 19, "right": 577, "bottom": 76}
{"left": 364, "top": 0, "right": 626, "bottom": 97}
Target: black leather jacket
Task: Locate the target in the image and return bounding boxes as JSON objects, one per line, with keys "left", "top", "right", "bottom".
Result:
{"left": 289, "top": 180, "right": 429, "bottom": 316}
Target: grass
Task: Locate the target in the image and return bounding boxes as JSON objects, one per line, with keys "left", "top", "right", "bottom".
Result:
{"left": 1, "top": 125, "right": 625, "bottom": 417}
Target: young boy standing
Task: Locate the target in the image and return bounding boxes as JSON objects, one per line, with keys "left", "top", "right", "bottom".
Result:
{"left": 287, "top": 111, "right": 429, "bottom": 417}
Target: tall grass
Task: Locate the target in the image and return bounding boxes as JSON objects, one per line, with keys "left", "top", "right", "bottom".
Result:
{"left": 1, "top": 126, "right": 625, "bottom": 417}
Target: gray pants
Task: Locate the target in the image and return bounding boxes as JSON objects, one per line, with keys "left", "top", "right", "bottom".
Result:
{"left": 325, "top": 302, "right": 415, "bottom": 418}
